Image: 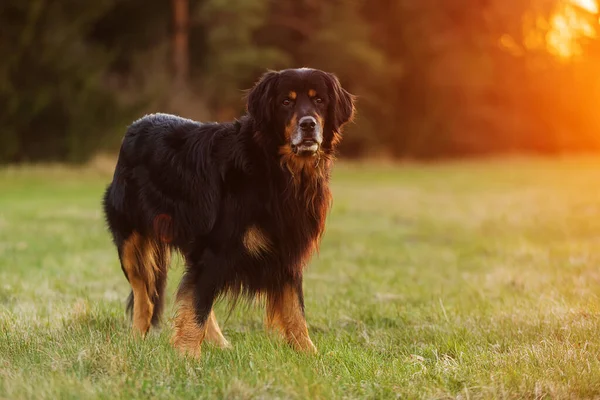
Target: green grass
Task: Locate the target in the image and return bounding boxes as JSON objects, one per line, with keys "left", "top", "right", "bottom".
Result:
{"left": 3, "top": 156, "right": 600, "bottom": 399}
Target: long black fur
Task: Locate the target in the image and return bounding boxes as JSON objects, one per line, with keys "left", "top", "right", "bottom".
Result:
{"left": 103, "top": 67, "right": 355, "bottom": 330}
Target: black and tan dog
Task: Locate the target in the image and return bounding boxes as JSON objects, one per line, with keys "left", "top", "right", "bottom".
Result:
{"left": 102, "top": 68, "right": 355, "bottom": 358}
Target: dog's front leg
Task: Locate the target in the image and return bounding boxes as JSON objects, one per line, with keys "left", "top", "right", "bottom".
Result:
{"left": 265, "top": 281, "right": 317, "bottom": 354}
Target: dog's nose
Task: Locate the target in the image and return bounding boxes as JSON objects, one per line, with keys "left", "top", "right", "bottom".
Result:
{"left": 299, "top": 116, "right": 317, "bottom": 132}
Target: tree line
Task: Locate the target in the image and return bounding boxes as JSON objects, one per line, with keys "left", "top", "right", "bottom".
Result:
{"left": 2, "top": 0, "right": 599, "bottom": 163}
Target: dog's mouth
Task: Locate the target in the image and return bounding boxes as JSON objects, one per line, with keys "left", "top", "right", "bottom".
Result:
{"left": 291, "top": 139, "right": 320, "bottom": 156}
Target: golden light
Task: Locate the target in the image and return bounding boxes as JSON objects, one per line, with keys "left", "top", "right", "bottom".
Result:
{"left": 571, "top": 0, "right": 598, "bottom": 13}
{"left": 499, "top": 0, "right": 599, "bottom": 60}
{"left": 546, "top": 0, "right": 598, "bottom": 59}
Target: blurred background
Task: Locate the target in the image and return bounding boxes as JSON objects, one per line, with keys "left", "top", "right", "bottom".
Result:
{"left": 2, "top": 0, "right": 600, "bottom": 163}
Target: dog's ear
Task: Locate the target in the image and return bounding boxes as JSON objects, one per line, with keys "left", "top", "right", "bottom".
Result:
{"left": 247, "top": 71, "right": 279, "bottom": 127}
{"left": 326, "top": 73, "right": 356, "bottom": 132}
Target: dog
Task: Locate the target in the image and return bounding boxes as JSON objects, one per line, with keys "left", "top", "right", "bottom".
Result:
{"left": 102, "top": 67, "right": 355, "bottom": 358}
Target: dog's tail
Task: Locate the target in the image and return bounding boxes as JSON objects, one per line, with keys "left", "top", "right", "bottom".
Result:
{"left": 125, "top": 290, "right": 134, "bottom": 319}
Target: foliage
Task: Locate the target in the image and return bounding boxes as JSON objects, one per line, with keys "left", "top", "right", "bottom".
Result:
{"left": 0, "top": 1, "right": 134, "bottom": 163}
{"left": 195, "top": 0, "right": 290, "bottom": 119}
{"left": 1, "top": 0, "right": 600, "bottom": 162}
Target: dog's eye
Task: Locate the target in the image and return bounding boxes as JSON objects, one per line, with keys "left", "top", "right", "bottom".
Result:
{"left": 282, "top": 99, "right": 293, "bottom": 106}
{"left": 314, "top": 97, "right": 323, "bottom": 104}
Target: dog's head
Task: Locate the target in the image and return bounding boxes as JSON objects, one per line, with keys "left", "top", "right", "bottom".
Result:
{"left": 247, "top": 68, "right": 355, "bottom": 159}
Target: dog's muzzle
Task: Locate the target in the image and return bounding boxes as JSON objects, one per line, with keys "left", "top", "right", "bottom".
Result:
{"left": 291, "top": 116, "right": 322, "bottom": 156}
{"left": 293, "top": 139, "right": 319, "bottom": 156}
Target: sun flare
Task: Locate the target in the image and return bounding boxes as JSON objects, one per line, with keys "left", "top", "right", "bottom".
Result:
{"left": 571, "top": 0, "right": 598, "bottom": 13}
{"left": 500, "top": 0, "right": 598, "bottom": 59}
{"left": 547, "top": 0, "right": 598, "bottom": 58}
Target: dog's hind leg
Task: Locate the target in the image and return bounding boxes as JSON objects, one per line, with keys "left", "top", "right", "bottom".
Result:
{"left": 150, "top": 244, "right": 171, "bottom": 328}
{"left": 120, "top": 232, "right": 163, "bottom": 336}
{"left": 204, "top": 310, "right": 231, "bottom": 349}
{"left": 171, "top": 262, "right": 220, "bottom": 358}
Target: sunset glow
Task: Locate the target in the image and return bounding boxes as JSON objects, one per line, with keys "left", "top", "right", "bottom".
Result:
{"left": 500, "top": 0, "right": 599, "bottom": 59}
{"left": 547, "top": 0, "right": 598, "bottom": 58}
{"left": 571, "top": 0, "right": 598, "bottom": 14}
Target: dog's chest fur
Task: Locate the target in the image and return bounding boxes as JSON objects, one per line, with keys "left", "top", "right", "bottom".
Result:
{"left": 219, "top": 165, "right": 329, "bottom": 262}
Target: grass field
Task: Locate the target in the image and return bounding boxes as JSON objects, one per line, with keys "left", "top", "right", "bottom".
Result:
{"left": 3, "top": 157, "right": 600, "bottom": 399}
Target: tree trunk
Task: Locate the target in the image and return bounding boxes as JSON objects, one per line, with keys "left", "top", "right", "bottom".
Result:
{"left": 172, "top": 0, "right": 189, "bottom": 90}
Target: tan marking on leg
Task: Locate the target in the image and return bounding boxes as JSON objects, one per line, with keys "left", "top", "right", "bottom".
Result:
{"left": 122, "top": 232, "right": 154, "bottom": 336}
{"left": 266, "top": 285, "right": 317, "bottom": 353}
{"left": 308, "top": 89, "right": 316, "bottom": 97}
{"left": 171, "top": 290, "right": 206, "bottom": 358}
{"left": 243, "top": 225, "right": 271, "bottom": 257}
{"left": 130, "top": 277, "right": 154, "bottom": 336}
{"left": 205, "top": 310, "right": 231, "bottom": 349}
